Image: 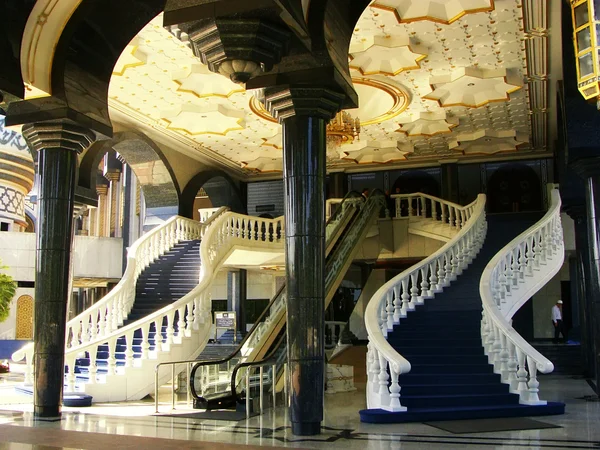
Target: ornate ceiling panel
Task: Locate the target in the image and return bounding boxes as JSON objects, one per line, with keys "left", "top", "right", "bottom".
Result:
{"left": 108, "top": 0, "right": 548, "bottom": 176}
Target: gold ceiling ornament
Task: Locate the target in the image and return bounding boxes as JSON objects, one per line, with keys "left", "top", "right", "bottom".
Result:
{"left": 249, "top": 77, "right": 410, "bottom": 127}
{"left": 174, "top": 64, "right": 245, "bottom": 99}
{"left": 240, "top": 149, "right": 283, "bottom": 173}
{"left": 396, "top": 111, "right": 459, "bottom": 137}
{"left": 423, "top": 67, "right": 522, "bottom": 108}
{"left": 326, "top": 111, "right": 361, "bottom": 148}
{"left": 349, "top": 34, "right": 428, "bottom": 76}
{"left": 341, "top": 139, "right": 414, "bottom": 164}
{"left": 447, "top": 129, "right": 528, "bottom": 155}
{"left": 161, "top": 103, "right": 245, "bottom": 136}
{"left": 371, "top": 0, "right": 494, "bottom": 25}
{"left": 570, "top": 0, "right": 600, "bottom": 103}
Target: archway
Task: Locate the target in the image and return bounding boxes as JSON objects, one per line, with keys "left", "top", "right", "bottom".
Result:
{"left": 180, "top": 170, "right": 245, "bottom": 219}
{"left": 487, "top": 163, "right": 543, "bottom": 214}
{"left": 79, "top": 131, "right": 180, "bottom": 228}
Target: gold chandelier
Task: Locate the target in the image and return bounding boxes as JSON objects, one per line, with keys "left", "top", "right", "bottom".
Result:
{"left": 326, "top": 111, "right": 360, "bottom": 147}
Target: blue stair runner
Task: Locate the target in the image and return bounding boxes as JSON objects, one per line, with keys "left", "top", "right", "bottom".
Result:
{"left": 73, "top": 240, "right": 202, "bottom": 381}
{"left": 360, "top": 213, "right": 565, "bottom": 423}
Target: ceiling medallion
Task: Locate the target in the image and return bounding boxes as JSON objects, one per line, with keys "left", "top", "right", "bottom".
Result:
{"left": 371, "top": 0, "right": 495, "bottom": 25}
{"left": 249, "top": 77, "right": 410, "bottom": 126}
{"left": 448, "top": 129, "right": 528, "bottom": 155}
{"left": 397, "top": 111, "right": 459, "bottom": 136}
{"left": 349, "top": 34, "right": 428, "bottom": 76}
{"left": 424, "top": 67, "right": 522, "bottom": 108}
{"left": 341, "top": 139, "right": 414, "bottom": 164}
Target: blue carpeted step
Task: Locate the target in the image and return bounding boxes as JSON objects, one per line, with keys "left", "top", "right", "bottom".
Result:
{"left": 409, "top": 363, "right": 494, "bottom": 374}
{"left": 400, "top": 392, "right": 519, "bottom": 408}
{"left": 405, "top": 354, "right": 488, "bottom": 365}
{"left": 359, "top": 402, "right": 566, "bottom": 423}
{"left": 398, "top": 373, "right": 501, "bottom": 385}
{"left": 401, "top": 383, "right": 510, "bottom": 396}
{"left": 399, "top": 346, "right": 484, "bottom": 355}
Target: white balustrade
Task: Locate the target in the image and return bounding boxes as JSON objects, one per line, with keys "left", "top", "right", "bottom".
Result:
{"left": 365, "top": 194, "right": 487, "bottom": 411}
{"left": 13, "top": 210, "right": 285, "bottom": 396}
{"left": 480, "top": 189, "right": 564, "bottom": 405}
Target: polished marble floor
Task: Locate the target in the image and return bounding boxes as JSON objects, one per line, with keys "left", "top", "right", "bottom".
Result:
{"left": 0, "top": 374, "right": 598, "bottom": 449}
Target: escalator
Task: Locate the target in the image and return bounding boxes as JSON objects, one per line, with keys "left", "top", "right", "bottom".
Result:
{"left": 189, "top": 190, "right": 386, "bottom": 410}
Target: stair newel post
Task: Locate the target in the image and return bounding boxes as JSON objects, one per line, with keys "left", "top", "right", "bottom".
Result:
{"left": 506, "top": 341, "right": 519, "bottom": 392}
{"left": 525, "top": 357, "right": 545, "bottom": 405}
{"left": 428, "top": 261, "right": 438, "bottom": 296}
{"left": 378, "top": 353, "right": 390, "bottom": 407}
{"left": 106, "top": 338, "right": 118, "bottom": 376}
{"left": 419, "top": 266, "right": 429, "bottom": 302}
{"left": 177, "top": 306, "right": 186, "bottom": 338}
{"left": 165, "top": 311, "right": 176, "bottom": 346}
{"left": 124, "top": 331, "right": 135, "bottom": 368}
{"left": 515, "top": 348, "right": 529, "bottom": 402}
{"left": 499, "top": 333, "right": 510, "bottom": 381}
{"left": 88, "top": 351, "right": 98, "bottom": 384}
{"left": 392, "top": 285, "right": 402, "bottom": 323}
{"left": 400, "top": 279, "right": 411, "bottom": 317}
{"left": 65, "top": 356, "right": 76, "bottom": 392}
{"left": 140, "top": 323, "right": 150, "bottom": 360}
{"left": 409, "top": 272, "right": 419, "bottom": 308}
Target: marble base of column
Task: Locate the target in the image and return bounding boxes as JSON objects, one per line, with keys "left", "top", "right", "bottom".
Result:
{"left": 23, "top": 122, "right": 95, "bottom": 418}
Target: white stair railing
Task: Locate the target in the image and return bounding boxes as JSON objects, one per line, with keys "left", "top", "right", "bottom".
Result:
{"left": 391, "top": 192, "right": 471, "bottom": 227}
{"left": 14, "top": 211, "right": 284, "bottom": 394}
{"left": 364, "top": 194, "right": 487, "bottom": 411}
{"left": 13, "top": 208, "right": 228, "bottom": 382}
{"left": 480, "top": 189, "right": 564, "bottom": 405}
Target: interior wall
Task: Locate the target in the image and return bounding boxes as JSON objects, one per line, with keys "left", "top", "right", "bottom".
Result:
{"left": 532, "top": 259, "right": 571, "bottom": 339}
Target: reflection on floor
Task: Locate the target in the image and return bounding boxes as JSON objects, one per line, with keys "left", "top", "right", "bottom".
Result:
{"left": 0, "top": 375, "right": 598, "bottom": 449}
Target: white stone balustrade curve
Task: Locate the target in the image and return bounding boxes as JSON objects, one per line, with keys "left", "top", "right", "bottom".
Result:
{"left": 14, "top": 211, "right": 285, "bottom": 398}
{"left": 479, "top": 189, "right": 564, "bottom": 405}
{"left": 365, "top": 194, "right": 487, "bottom": 412}
{"left": 391, "top": 192, "right": 472, "bottom": 226}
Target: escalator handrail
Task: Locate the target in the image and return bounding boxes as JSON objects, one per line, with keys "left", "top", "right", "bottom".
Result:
{"left": 189, "top": 191, "right": 363, "bottom": 400}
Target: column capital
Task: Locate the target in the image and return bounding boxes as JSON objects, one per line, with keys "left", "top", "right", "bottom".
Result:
{"left": 22, "top": 121, "right": 96, "bottom": 154}
{"left": 262, "top": 86, "right": 345, "bottom": 123}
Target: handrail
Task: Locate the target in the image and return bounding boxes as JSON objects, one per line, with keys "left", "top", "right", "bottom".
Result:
{"left": 391, "top": 192, "right": 475, "bottom": 225}
{"left": 479, "top": 189, "right": 564, "bottom": 404}
{"left": 188, "top": 193, "right": 364, "bottom": 400}
{"left": 365, "top": 193, "right": 487, "bottom": 412}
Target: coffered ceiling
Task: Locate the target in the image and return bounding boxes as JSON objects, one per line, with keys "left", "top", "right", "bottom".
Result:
{"left": 108, "top": 0, "right": 552, "bottom": 179}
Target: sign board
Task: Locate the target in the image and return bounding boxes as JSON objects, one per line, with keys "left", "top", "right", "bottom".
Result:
{"left": 215, "top": 312, "right": 236, "bottom": 329}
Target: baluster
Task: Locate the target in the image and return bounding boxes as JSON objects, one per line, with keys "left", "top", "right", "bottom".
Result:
{"left": 90, "top": 312, "right": 98, "bottom": 342}
{"left": 385, "top": 290, "right": 395, "bottom": 330}
{"left": 409, "top": 273, "right": 419, "bottom": 308}
{"left": 388, "top": 365, "right": 407, "bottom": 412}
{"left": 367, "top": 345, "right": 380, "bottom": 400}
{"left": 110, "top": 299, "right": 119, "bottom": 332}
{"left": 124, "top": 331, "right": 135, "bottom": 368}
{"left": 449, "top": 207, "right": 455, "bottom": 228}
{"left": 65, "top": 356, "right": 77, "bottom": 392}
{"left": 499, "top": 333, "right": 510, "bottom": 382}
{"left": 515, "top": 348, "right": 529, "bottom": 402}
{"left": 80, "top": 317, "right": 90, "bottom": 344}
{"left": 140, "top": 323, "right": 150, "bottom": 359}
{"left": 88, "top": 351, "right": 97, "bottom": 384}
{"left": 392, "top": 286, "right": 402, "bottom": 322}
{"left": 186, "top": 301, "right": 194, "bottom": 333}
{"left": 525, "top": 235, "right": 535, "bottom": 276}
{"left": 418, "top": 266, "right": 429, "bottom": 303}
{"left": 420, "top": 196, "right": 426, "bottom": 218}
{"left": 446, "top": 249, "right": 455, "bottom": 282}
{"left": 429, "top": 261, "right": 438, "bottom": 295}
{"left": 395, "top": 197, "right": 400, "bottom": 218}
{"left": 379, "top": 301, "right": 388, "bottom": 336}
{"left": 165, "top": 312, "right": 175, "bottom": 345}
{"left": 177, "top": 306, "right": 186, "bottom": 338}
{"left": 441, "top": 202, "right": 447, "bottom": 224}
{"left": 378, "top": 354, "right": 390, "bottom": 406}
{"left": 484, "top": 321, "right": 496, "bottom": 358}
{"left": 70, "top": 323, "right": 81, "bottom": 348}
{"left": 400, "top": 279, "right": 411, "bottom": 316}
{"left": 248, "top": 220, "right": 254, "bottom": 241}
{"left": 525, "top": 356, "right": 545, "bottom": 405}
{"left": 154, "top": 319, "right": 163, "bottom": 350}
{"left": 437, "top": 256, "right": 447, "bottom": 289}
{"left": 517, "top": 242, "right": 527, "bottom": 282}
{"left": 408, "top": 197, "right": 414, "bottom": 218}
{"left": 106, "top": 339, "right": 117, "bottom": 376}
{"left": 98, "top": 307, "right": 107, "bottom": 338}
{"left": 507, "top": 341, "right": 519, "bottom": 392}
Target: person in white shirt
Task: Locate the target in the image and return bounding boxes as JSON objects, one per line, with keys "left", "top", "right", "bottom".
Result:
{"left": 552, "top": 300, "right": 565, "bottom": 343}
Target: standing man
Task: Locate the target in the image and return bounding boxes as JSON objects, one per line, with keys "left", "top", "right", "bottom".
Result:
{"left": 552, "top": 300, "right": 566, "bottom": 343}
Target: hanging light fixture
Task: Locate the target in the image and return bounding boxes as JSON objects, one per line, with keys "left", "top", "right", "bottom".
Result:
{"left": 326, "top": 111, "right": 361, "bottom": 147}
{"left": 570, "top": 0, "right": 600, "bottom": 102}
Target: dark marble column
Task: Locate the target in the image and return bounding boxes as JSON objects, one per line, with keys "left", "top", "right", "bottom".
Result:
{"left": 22, "top": 122, "right": 95, "bottom": 418}
{"left": 441, "top": 162, "right": 459, "bottom": 203}
{"left": 227, "top": 269, "right": 247, "bottom": 337}
{"left": 264, "top": 87, "right": 344, "bottom": 436}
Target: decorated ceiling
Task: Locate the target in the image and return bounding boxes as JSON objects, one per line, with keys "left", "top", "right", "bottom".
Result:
{"left": 108, "top": 0, "right": 550, "bottom": 178}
